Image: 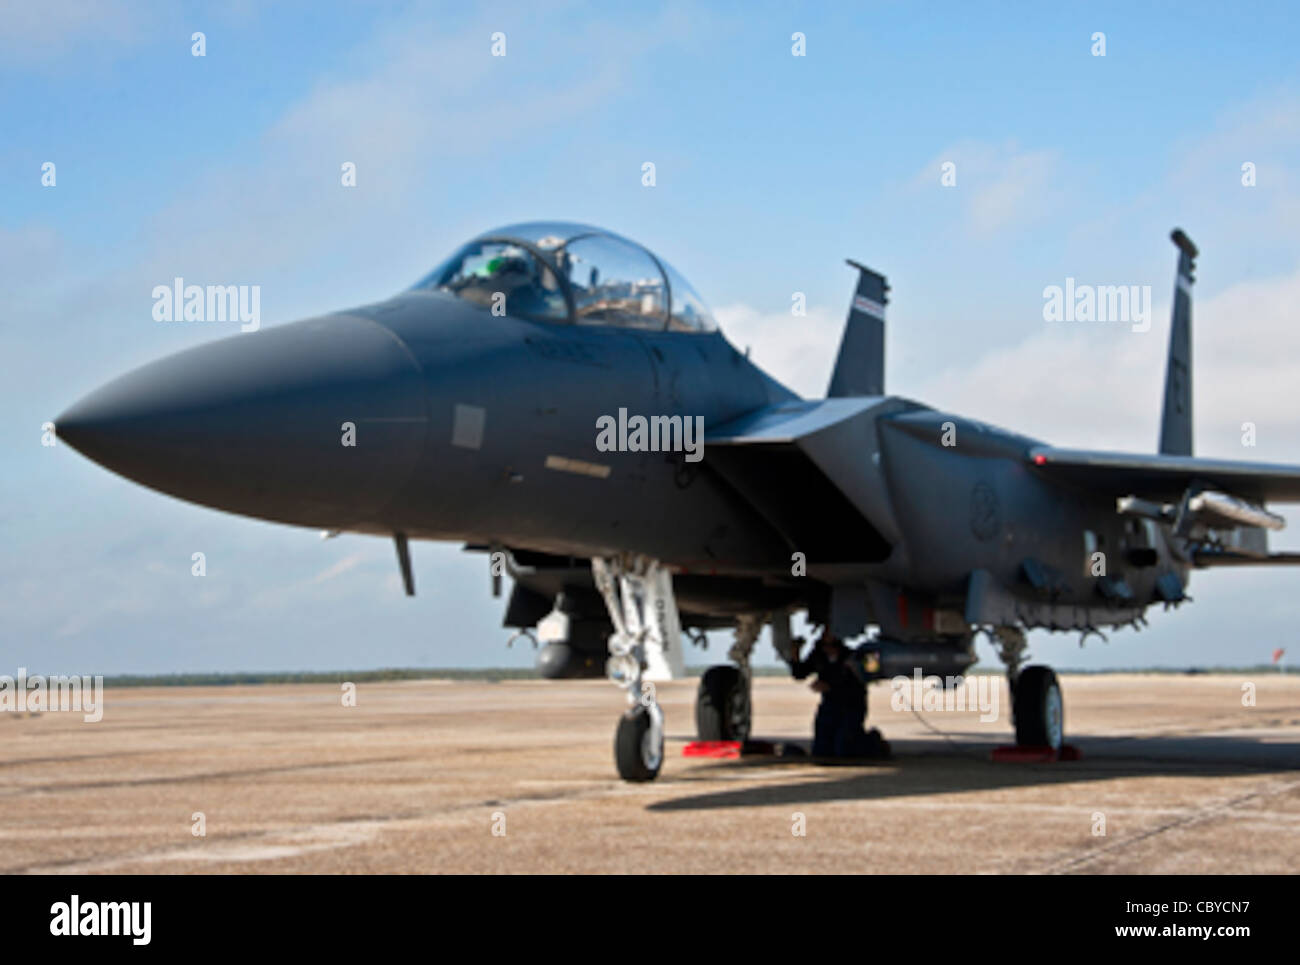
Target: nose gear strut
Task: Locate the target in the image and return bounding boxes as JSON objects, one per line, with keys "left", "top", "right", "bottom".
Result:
{"left": 593, "top": 554, "right": 683, "bottom": 781}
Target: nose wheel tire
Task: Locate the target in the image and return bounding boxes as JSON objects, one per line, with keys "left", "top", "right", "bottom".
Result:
{"left": 614, "top": 705, "right": 663, "bottom": 782}
{"left": 1012, "top": 665, "right": 1064, "bottom": 750}
{"left": 696, "top": 665, "right": 750, "bottom": 742}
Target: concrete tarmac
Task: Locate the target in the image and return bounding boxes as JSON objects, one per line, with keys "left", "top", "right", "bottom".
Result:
{"left": 2, "top": 673, "right": 1298, "bottom": 874}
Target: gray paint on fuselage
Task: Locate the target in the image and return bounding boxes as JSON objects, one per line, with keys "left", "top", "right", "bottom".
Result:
{"left": 875, "top": 408, "right": 1189, "bottom": 618}
{"left": 345, "top": 291, "right": 795, "bottom": 567}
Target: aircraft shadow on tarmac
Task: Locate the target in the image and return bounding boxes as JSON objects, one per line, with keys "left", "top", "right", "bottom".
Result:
{"left": 648, "top": 732, "right": 1300, "bottom": 811}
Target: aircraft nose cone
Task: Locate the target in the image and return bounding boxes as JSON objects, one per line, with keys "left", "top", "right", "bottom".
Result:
{"left": 57, "top": 315, "right": 427, "bottom": 527}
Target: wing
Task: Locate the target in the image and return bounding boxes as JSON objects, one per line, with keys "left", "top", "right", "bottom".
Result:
{"left": 1028, "top": 446, "right": 1300, "bottom": 567}
{"left": 1027, "top": 447, "right": 1300, "bottom": 504}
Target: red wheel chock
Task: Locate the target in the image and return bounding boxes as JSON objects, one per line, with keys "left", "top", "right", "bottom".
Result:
{"left": 684, "top": 740, "right": 742, "bottom": 758}
{"left": 683, "top": 740, "right": 784, "bottom": 758}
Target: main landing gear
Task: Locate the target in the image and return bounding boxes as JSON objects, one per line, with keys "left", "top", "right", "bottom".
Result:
{"left": 695, "top": 613, "right": 764, "bottom": 742}
{"left": 696, "top": 611, "right": 801, "bottom": 744}
{"left": 592, "top": 555, "right": 685, "bottom": 782}
{"left": 993, "top": 625, "right": 1064, "bottom": 752}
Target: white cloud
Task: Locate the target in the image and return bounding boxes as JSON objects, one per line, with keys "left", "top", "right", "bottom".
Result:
{"left": 912, "top": 263, "right": 1300, "bottom": 459}
{"left": 721, "top": 262, "right": 1300, "bottom": 464}
{"left": 130, "top": 7, "right": 685, "bottom": 298}
{"left": 311, "top": 552, "right": 366, "bottom": 585}
{"left": 713, "top": 301, "right": 841, "bottom": 398}
{"left": 911, "top": 139, "right": 1063, "bottom": 236}
{"left": 0, "top": 0, "right": 152, "bottom": 68}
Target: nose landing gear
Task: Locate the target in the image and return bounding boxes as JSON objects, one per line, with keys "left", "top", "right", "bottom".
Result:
{"left": 614, "top": 698, "right": 664, "bottom": 782}
{"left": 593, "top": 555, "right": 682, "bottom": 781}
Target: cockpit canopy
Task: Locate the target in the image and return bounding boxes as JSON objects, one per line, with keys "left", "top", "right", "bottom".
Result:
{"left": 411, "top": 222, "right": 717, "bottom": 333}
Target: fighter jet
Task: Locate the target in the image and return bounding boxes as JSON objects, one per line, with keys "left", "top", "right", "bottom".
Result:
{"left": 58, "top": 223, "right": 1300, "bottom": 780}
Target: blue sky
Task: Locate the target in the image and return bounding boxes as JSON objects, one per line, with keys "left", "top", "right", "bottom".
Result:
{"left": 3, "top": 1, "right": 1299, "bottom": 674}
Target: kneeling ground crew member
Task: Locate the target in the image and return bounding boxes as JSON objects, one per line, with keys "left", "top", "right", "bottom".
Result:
{"left": 788, "top": 632, "right": 870, "bottom": 757}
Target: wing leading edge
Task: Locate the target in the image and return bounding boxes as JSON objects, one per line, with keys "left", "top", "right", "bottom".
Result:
{"left": 1027, "top": 447, "right": 1300, "bottom": 504}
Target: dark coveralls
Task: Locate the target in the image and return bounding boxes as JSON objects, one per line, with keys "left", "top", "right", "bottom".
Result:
{"left": 790, "top": 641, "right": 870, "bottom": 757}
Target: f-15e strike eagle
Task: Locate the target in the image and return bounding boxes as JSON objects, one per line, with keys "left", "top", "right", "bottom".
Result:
{"left": 59, "top": 223, "right": 1300, "bottom": 780}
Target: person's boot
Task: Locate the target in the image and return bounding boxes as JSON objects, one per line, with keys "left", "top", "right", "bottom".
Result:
{"left": 860, "top": 727, "right": 891, "bottom": 759}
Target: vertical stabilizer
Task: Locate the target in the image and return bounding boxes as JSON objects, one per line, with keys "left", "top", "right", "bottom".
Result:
{"left": 828, "top": 260, "right": 888, "bottom": 397}
{"left": 1160, "top": 229, "right": 1197, "bottom": 456}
